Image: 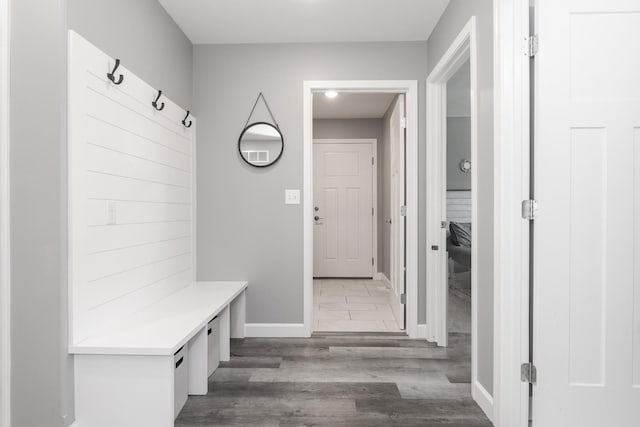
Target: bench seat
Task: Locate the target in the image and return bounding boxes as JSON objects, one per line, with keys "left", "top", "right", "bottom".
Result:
{"left": 72, "top": 280, "right": 248, "bottom": 427}
{"left": 69, "top": 281, "right": 247, "bottom": 356}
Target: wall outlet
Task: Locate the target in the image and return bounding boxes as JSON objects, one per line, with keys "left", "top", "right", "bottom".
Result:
{"left": 285, "top": 189, "right": 300, "bottom": 205}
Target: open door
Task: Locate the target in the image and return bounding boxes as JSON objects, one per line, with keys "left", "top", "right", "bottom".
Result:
{"left": 533, "top": 0, "right": 640, "bottom": 425}
{"left": 389, "top": 95, "right": 406, "bottom": 330}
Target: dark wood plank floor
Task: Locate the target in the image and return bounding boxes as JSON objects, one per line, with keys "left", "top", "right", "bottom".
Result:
{"left": 176, "top": 332, "right": 492, "bottom": 426}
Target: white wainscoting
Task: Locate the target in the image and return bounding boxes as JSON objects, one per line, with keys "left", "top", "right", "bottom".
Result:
{"left": 446, "top": 190, "right": 472, "bottom": 223}
{"left": 68, "top": 31, "right": 196, "bottom": 345}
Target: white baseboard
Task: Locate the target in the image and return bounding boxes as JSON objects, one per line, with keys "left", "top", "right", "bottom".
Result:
{"left": 376, "top": 273, "right": 391, "bottom": 288}
{"left": 416, "top": 324, "right": 427, "bottom": 339}
{"left": 244, "top": 323, "right": 307, "bottom": 338}
{"left": 472, "top": 380, "right": 494, "bottom": 423}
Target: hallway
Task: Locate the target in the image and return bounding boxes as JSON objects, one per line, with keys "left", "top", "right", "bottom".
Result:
{"left": 176, "top": 333, "right": 491, "bottom": 426}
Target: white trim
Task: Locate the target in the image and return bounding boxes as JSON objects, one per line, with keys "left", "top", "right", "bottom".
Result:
{"left": 473, "top": 380, "right": 495, "bottom": 423}
{"left": 244, "top": 323, "right": 307, "bottom": 338}
{"left": 312, "top": 138, "right": 378, "bottom": 277}
{"left": 0, "top": 0, "right": 10, "bottom": 424}
{"left": 425, "top": 16, "right": 478, "bottom": 375}
{"left": 493, "top": 0, "right": 531, "bottom": 426}
{"left": 377, "top": 272, "right": 391, "bottom": 288}
{"left": 416, "top": 324, "right": 427, "bottom": 339}
{"left": 303, "top": 80, "right": 419, "bottom": 338}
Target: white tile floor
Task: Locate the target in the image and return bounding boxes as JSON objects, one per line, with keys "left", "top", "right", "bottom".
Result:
{"left": 313, "top": 279, "right": 403, "bottom": 332}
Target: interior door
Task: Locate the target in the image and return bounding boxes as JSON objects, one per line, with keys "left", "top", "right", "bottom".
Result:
{"left": 313, "top": 142, "right": 374, "bottom": 277}
{"left": 534, "top": 1, "right": 640, "bottom": 425}
{"left": 389, "top": 95, "right": 406, "bottom": 330}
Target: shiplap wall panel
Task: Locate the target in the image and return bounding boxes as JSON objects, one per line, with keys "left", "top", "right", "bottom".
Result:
{"left": 69, "top": 31, "right": 196, "bottom": 344}
{"left": 446, "top": 191, "right": 472, "bottom": 223}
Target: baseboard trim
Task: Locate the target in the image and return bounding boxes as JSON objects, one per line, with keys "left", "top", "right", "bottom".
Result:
{"left": 472, "top": 380, "right": 494, "bottom": 423}
{"left": 377, "top": 273, "right": 391, "bottom": 288}
{"left": 244, "top": 323, "right": 307, "bottom": 338}
{"left": 416, "top": 324, "right": 427, "bottom": 339}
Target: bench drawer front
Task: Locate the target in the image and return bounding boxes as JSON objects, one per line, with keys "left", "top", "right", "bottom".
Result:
{"left": 174, "top": 346, "right": 188, "bottom": 418}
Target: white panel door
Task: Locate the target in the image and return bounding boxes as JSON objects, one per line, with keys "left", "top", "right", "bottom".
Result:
{"left": 313, "top": 142, "right": 374, "bottom": 277}
{"left": 389, "top": 95, "right": 406, "bottom": 330}
{"left": 534, "top": 1, "right": 640, "bottom": 425}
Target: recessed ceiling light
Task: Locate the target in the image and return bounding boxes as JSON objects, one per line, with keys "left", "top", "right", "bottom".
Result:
{"left": 324, "top": 90, "right": 339, "bottom": 99}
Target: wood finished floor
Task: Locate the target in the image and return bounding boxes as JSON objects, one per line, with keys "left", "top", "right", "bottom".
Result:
{"left": 175, "top": 332, "right": 492, "bottom": 426}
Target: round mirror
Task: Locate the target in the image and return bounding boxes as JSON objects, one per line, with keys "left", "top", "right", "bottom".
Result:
{"left": 238, "top": 122, "right": 284, "bottom": 168}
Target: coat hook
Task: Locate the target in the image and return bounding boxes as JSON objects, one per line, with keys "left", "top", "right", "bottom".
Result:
{"left": 107, "top": 59, "right": 124, "bottom": 85}
{"left": 182, "top": 110, "right": 192, "bottom": 128}
{"left": 152, "top": 90, "right": 165, "bottom": 111}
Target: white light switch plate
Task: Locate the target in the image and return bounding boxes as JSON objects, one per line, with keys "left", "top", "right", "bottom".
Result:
{"left": 285, "top": 189, "right": 300, "bottom": 205}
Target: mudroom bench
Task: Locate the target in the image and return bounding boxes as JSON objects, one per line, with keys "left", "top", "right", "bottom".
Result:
{"left": 69, "top": 281, "right": 248, "bottom": 427}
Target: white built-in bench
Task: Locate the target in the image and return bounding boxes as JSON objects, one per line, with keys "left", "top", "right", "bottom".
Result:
{"left": 67, "top": 32, "right": 248, "bottom": 427}
{"left": 70, "top": 281, "right": 247, "bottom": 427}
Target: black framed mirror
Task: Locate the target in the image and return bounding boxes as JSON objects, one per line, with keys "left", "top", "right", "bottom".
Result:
{"left": 238, "top": 122, "right": 284, "bottom": 168}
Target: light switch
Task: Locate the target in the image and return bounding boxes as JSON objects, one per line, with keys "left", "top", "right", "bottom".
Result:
{"left": 285, "top": 189, "right": 300, "bottom": 205}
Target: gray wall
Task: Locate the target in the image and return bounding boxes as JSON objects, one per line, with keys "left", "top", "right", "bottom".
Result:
{"left": 68, "top": 0, "right": 193, "bottom": 108}
{"left": 427, "top": 0, "right": 494, "bottom": 395}
{"left": 447, "top": 117, "right": 472, "bottom": 190}
{"left": 9, "top": 1, "right": 193, "bottom": 425}
{"left": 194, "top": 42, "right": 428, "bottom": 324}
{"left": 313, "top": 118, "right": 388, "bottom": 276}
{"left": 10, "top": 1, "right": 70, "bottom": 425}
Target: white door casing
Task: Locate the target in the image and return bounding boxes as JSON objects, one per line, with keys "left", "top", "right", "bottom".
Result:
{"left": 0, "top": 0, "right": 9, "bottom": 425}
{"left": 313, "top": 140, "right": 375, "bottom": 278}
{"left": 303, "top": 80, "right": 419, "bottom": 338}
{"left": 389, "top": 95, "right": 406, "bottom": 330}
{"left": 533, "top": 1, "right": 640, "bottom": 425}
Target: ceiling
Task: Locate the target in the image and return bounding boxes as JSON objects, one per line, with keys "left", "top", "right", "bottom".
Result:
{"left": 158, "top": 0, "right": 450, "bottom": 45}
{"left": 313, "top": 92, "right": 396, "bottom": 120}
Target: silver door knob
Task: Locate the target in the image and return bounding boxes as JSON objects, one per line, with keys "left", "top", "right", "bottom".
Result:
{"left": 314, "top": 207, "right": 320, "bottom": 211}
{"left": 314, "top": 216, "right": 323, "bottom": 221}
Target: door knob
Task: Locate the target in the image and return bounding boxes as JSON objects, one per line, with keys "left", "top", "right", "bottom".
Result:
{"left": 314, "top": 216, "right": 324, "bottom": 221}
{"left": 314, "top": 207, "right": 320, "bottom": 212}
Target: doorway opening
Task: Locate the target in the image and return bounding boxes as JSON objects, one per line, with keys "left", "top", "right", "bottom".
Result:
{"left": 311, "top": 93, "right": 404, "bottom": 333}
{"left": 426, "top": 16, "right": 487, "bottom": 415}
{"left": 303, "top": 81, "right": 419, "bottom": 338}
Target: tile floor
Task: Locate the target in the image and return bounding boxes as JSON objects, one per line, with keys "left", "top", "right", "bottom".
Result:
{"left": 313, "top": 279, "right": 402, "bottom": 332}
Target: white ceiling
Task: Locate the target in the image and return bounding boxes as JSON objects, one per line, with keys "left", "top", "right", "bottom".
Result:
{"left": 158, "top": 0, "right": 450, "bottom": 45}
{"left": 313, "top": 92, "right": 396, "bottom": 120}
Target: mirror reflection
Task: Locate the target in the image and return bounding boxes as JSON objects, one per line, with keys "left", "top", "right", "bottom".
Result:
{"left": 238, "top": 122, "right": 284, "bottom": 167}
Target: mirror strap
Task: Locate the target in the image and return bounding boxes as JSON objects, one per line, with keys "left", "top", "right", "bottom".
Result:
{"left": 244, "top": 92, "right": 280, "bottom": 130}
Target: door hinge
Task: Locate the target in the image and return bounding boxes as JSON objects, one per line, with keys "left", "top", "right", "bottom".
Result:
{"left": 400, "top": 117, "right": 407, "bottom": 129}
{"left": 372, "top": 257, "right": 375, "bottom": 266}
{"left": 400, "top": 293, "right": 406, "bottom": 304}
{"left": 400, "top": 205, "right": 407, "bottom": 216}
{"left": 521, "top": 199, "right": 538, "bottom": 220}
{"left": 521, "top": 362, "right": 537, "bottom": 385}
{"left": 526, "top": 35, "right": 539, "bottom": 57}
{"left": 372, "top": 156, "right": 375, "bottom": 165}
{"left": 372, "top": 207, "right": 374, "bottom": 216}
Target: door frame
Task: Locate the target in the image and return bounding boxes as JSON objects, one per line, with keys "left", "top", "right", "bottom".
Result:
{"left": 426, "top": 17, "right": 478, "bottom": 348}
{"left": 312, "top": 138, "right": 378, "bottom": 278}
{"left": 303, "top": 80, "right": 419, "bottom": 338}
{"left": 0, "top": 0, "right": 10, "bottom": 425}
{"left": 425, "top": 14, "right": 481, "bottom": 405}
{"left": 493, "top": 0, "right": 531, "bottom": 426}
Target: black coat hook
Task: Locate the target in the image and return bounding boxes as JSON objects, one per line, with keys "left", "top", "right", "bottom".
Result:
{"left": 107, "top": 59, "right": 124, "bottom": 85}
{"left": 182, "top": 110, "right": 192, "bottom": 128}
{"left": 152, "top": 90, "right": 165, "bottom": 111}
